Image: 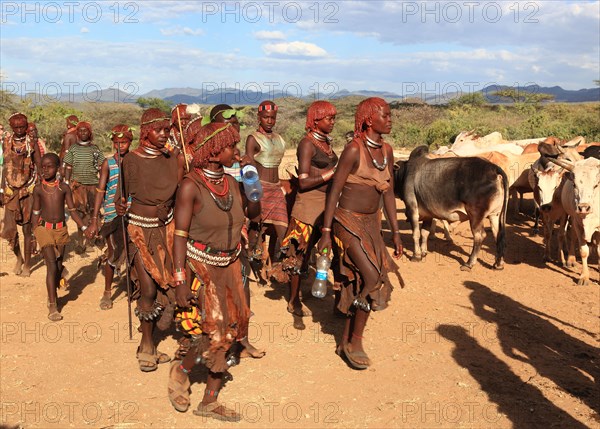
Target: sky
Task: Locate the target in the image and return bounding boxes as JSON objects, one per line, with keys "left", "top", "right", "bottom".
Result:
{"left": 1, "top": 1, "right": 599, "bottom": 101}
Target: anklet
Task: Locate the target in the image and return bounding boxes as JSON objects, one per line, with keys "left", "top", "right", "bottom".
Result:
{"left": 352, "top": 333, "right": 364, "bottom": 339}
{"left": 205, "top": 389, "right": 219, "bottom": 398}
{"left": 179, "top": 361, "right": 191, "bottom": 374}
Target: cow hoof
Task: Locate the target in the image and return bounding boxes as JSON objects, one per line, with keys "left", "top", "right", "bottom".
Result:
{"left": 577, "top": 278, "right": 590, "bottom": 286}
{"left": 460, "top": 265, "right": 472, "bottom": 272}
{"left": 531, "top": 229, "right": 539, "bottom": 237}
{"left": 411, "top": 255, "right": 422, "bottom": 262}
{"left": 493, "top": 263, "right": 504, "bottom": 271}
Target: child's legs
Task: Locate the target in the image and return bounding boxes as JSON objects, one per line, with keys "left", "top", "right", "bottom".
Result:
{"left": 104, "top": 236, "right": 116, "bottom": 292}
{"left": 22, "top": 223, "right": 33, "bottom": 267}
{"left": 41, "top": 246, "right": 59, "bottom": 303}
{"left": 56, "top": 245, "right": 65, "bottom": 275}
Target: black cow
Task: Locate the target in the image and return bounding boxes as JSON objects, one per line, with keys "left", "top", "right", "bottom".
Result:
{"left": 394, "top": 146, "right": 508, "bottom": 270}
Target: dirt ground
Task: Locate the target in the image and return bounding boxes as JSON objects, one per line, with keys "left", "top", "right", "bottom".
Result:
{"left": 1, "top": 181, "right": 599, "bottom": 428}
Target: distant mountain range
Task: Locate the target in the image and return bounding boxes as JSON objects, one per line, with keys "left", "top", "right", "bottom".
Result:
{"left": 42, "top": 85, "right": 600, "bottom": 104}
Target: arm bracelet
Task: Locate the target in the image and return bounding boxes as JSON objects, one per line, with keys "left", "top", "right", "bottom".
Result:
{"left": 174, "top": 229, "right": 189, "bottom": 238}
{"left": 173, "top": 271, "right": 186, "bottom": 282}
{"left": 321, "top": 227, "right": 332, "bottom": 232}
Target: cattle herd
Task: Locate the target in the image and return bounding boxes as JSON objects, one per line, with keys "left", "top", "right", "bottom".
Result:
{"left": 392, "top": 131, "right": 600, "bottom": 285}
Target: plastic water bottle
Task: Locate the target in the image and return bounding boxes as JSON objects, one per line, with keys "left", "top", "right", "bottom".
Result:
{"left": 312, "top": 249, "right": 331, "bottom": 298}
{"left": 242, "top": 165, "right": 263, "bottom": 202}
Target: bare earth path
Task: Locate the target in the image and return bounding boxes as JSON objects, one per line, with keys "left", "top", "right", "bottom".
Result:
{"left": 1, "top": 194, "right": 598, "bottom": 428}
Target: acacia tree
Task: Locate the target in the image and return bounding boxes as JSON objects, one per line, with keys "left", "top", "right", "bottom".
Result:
{"left": 448, "top": 92, "right": 488, "bottom": 107}
{"left": 136, "top": 97, "right": 172, "bottom": 112}
{"left": 492, "top": 88, "right": 555, "bottom": 104}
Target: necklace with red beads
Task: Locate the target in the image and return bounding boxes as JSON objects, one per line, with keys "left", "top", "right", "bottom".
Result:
{"left": 195, "top": 168, "right": 233, "bottom": 211}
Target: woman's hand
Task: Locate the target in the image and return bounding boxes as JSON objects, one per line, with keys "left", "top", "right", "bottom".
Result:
{"left": 317, "top": 232, "right": 332, "bottom": 255}
{"left": 392, "top": 232, "right": 403, "bottom": 259}
{"left": 175, "top": 282, "right": 196, "bottom": 308}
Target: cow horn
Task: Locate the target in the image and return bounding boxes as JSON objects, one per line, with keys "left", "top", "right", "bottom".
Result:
{"left": 546, "top": 156, "right": 574, "bottom": 172}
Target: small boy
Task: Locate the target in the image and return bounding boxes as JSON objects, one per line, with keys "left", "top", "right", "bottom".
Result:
{"left": 86, "top": 124, "right": 132, "bottom": 310}
{"left": 31, "top": 153, "right": 86, "bottom": 321}
{"left": 63, "top": 121, "right": 105, "bottom": 253}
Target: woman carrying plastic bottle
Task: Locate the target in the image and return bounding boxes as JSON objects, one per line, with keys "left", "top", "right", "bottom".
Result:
{"left": 278, "top": 100, "right": 340, "bottom": 327}
{"left": 317, "top": 97, "right": 403, "bottom": 370}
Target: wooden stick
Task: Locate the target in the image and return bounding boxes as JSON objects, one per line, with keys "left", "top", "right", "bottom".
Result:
{"left": 176, "top": 107, "right": 190, "bottom": 172}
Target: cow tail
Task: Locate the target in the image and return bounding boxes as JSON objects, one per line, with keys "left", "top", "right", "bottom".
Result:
{"left": 497, "top": 167, "right": 509, "bottom": 259}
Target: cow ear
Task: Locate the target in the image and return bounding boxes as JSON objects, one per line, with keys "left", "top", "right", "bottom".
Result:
{"left": 393, "top": 163, "right": 401, "bottom": 171}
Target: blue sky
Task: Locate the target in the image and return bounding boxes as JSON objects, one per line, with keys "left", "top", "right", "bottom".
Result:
{"left": 1, "top": 1, "right": 598, "bottom": 100}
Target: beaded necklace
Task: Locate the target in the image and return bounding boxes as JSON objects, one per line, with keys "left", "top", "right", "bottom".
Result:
{"left": 195, "top": 169, "right": 233, "bottom": 211}
{"left": 42, "top": 178, "right": 60, "bottom": 195}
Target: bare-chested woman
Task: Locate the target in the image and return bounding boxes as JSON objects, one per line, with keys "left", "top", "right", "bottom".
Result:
{"left": 318, "top": 97, "right": 403, "bottom": 369}
{"left": 31, "top": 153, "right": 86, "bottom": 321}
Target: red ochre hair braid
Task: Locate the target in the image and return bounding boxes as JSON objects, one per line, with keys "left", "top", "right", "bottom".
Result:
{"left": 190, "top": 122, "right": 240, "bottom": 169}
{"left": 354, "top": 97, "right": 388, "bottom": 138}
{"left": 305, "top": 100, "right": 336, "bottom": 132}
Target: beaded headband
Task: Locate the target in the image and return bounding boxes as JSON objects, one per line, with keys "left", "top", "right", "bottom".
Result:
{"left": 194, "top": 123, "right": 232, "bottom": 150}
{"left": 8, "top": 112, "right": 27, "bottom": 122}
{"left": 141, "top": 117, "right": 169, "bottom": 126}
{"left": 258, "top": 104, "right": 277, "bottom": 112}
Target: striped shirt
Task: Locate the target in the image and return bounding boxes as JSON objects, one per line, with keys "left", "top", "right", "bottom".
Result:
{"left": 224, "top": 162, "right": 242, "bottom": 182}
{"left": 103, "top": 156, "right": 120, "bottom": 222}
{"left": 63, "top": 143, "right": 105, "bottom": 185}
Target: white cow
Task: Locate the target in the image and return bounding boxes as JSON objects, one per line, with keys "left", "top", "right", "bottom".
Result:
{"left": 548, "top": 157, "right": 600, "bottom": 285}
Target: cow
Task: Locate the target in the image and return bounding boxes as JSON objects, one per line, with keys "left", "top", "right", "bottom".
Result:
{"left": 547, "top": 156, "right": 600, "bottom": 285}
{"left": 394, "top": 146, "right": 508, "bottom": 271}
{"left": 529, "top": 157, "right": 569, "bottom": 262}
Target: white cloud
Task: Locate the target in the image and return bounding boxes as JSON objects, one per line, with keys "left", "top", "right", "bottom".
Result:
{"left": 160, "top": 26, "right": 204, "bottom": 37}
{"left": 80, "top": 27, "right": 89, "bottom": 33}
{"left": 253, "top": 30, "right": 286, "bottom": 40}
{"left": 263, "top": 41, "right": 327, "bottom": 58}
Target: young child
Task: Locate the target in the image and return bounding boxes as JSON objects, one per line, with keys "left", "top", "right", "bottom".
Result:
{"left": 63, "top": 121, "right": 105, "bottom": 253}
{"left": 31, "top": 153, "right": 86, "bottom": 321}
{"left": 86, "top": 124, "right": 133, "bottom": 310}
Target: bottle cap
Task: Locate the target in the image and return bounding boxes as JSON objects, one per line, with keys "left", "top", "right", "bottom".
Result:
{"left": 322, "top": 248, "right": 328, "bottom": 254}
{"left": 242, "top": 165, "right": 258, "bottom": 176}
